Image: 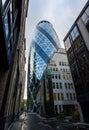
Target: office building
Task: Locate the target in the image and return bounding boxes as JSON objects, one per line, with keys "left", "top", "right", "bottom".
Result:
{"left": 47, "top": 48, "right": 78, "bottom": 115}
{"left": 64, "top": 1, "right": 89, "bottom": 122}
{"left": 0, "top": 0, "right": 29, "bottom": 129}
{"left": 27, "top": 21, "right": 60, "bottom": 112}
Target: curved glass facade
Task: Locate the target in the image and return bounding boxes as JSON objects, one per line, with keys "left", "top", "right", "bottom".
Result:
{"left": 29, "top": 21, "right": 60, "bottom": 81}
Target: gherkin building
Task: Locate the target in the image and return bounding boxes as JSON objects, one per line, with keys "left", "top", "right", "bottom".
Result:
{"left": 27, "top": 21, "right": 60, "bottom": 107}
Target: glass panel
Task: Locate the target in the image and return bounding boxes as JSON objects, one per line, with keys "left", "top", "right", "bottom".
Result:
{"left": 82, "top": 6, "right": 89, "bottom": 24}
{"left": 64, "top": 37, "right": 71, "bottom": 51}
{"left": 4, "top": 14, "right": 9, "bottom": 38}
{"left": 2, "top": 0, "right": 6, "bottom": 5}
{"left": 71, "top": 26, "right": 79, "bottom": 41}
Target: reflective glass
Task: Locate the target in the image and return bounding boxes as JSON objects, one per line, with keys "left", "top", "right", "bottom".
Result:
{"left": 82, "top": 6, "right": 89, "bottom": 24}
{"left": 64, "top": 37, "right": 71, "bottom": 51}
{"left": 4, "top": 14, "right": 9, "bottom": 38}
{"left": 2, "top": 0, "right": 6, "bottom": 5}
{"left": 30, "top": 21, "right": 60, "bottom": 80}
{"left": 71, "top": 26, "right": 79, "bottom": 41}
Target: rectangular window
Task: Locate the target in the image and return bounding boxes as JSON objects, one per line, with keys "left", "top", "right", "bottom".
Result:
{"left": 65, "top": 83, "right": 67, "bottom": 89}
{"left": 53, "top": 68, "right": 55, "bottom": 71}
{"left": 53, "top": 93, "right": 56, "bottom": 100}
{"left": 82, "top": 6, "right": 89, "bottom": 25}
{"left": 73, "top": 93, "right": 76, "bottom": 100}
{"left": 60, "top": 83, "right": 62, "bottom": 89}
{"left": 71, "top": 26, "right": 79, "bottom": 41}
{"left": 52, "top": 74, "right": 54, "bottom": 79}
{"left": 56, "top": 83, "right": 59, "bottom": 89}
{"left": 58, "top": 93, "right": 60, "bottom": 100}
{"left": 70, "top": 93, "right": 72, "bottom": 100}
{"left": 52, "top": 82, "right": 55, "bottom": 88}
{"left": 68, "top": 83, "right": 70, "bottom": 89}
{"left": 61, "top": 93, "right": 64, "bottom": 100}
{"left": 55, "top": 74, "right": 57, "bottom": 79}
{"left": 56, "top": 68, "right": 58, "bottom": 71}
{"left": 64, "top": 36, "right": 71, "bottom": 51}
{"left": 59, "top": 62, "right": 61, "bottom": 65}
{"left": 66, "top": 93, "right": 69, "bottom": 100}
{"left": 59, "top": 74, "right": 60, "bottom": 79}
{"left": 62, "top": 62, "right": 64, "bottom": 66}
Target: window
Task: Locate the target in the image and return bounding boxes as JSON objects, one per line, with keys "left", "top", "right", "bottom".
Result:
{"left": 52, "top": 74, "right": 54, "bottom": 79}
{"left": 62, "top": 62, "right": 64, "bottom": 66}
{"left": 64, "top": 36, "right": 71, "bottom": 51}
{"left": 58, "top": 93, "right": 60, "bottom": 100}
{"left": 60, "top": 83, "right": 62, "bottom": 89}
{"left": 56, "top": 68, "right": 58, "bottom": 71}
{"left": 70, "top": 75, "right": 72, "bottom": 80}
{"left": 59, "top": 105, "right": 61, "bottom": 111}
{"left": 55, "top": 74, "right": 57, "bottom": 79}
{"left": 54, "top": 93, "right": 56, "bottom": 100}
{"left": 64, "top": 62, "right": 66, "bottom": 66}
{"left": 68, "top": 83, "right": 70, "bottom": 89}
{"left": 70, "top": 93, "right": 72, "bottom": 100}
{"left": 63, "top": 69, "right": 65, "bottom": 72}
{"left": 59, "top": 62, "right": 61, "bottom": 65}
{"left": 63, "top": 75, "right": 66, "bottom": 80}
{"left": 52, "top": 82, "right": 55, "bottom": 88}
{"left": 56, "top": 83, "right": 59, "bottom": 89}
{"left": 71, "top": 26, "right": 79, "bottom": 41}
{"left": 61, "top": 93, "right": 64, "bottom": 100}
{"left": 66, "top": 69, "right": 68, "bottom": 72}
{"left": 82, "top": 6, "right": 89, "bottom": 31}
{"left": 60, "top": 68, "right": 62, "bottom": 71}
{"left": 65, "top": 83, "right": 67, "bottom": 89}
{"left": 50, "top": 68, "right": 52, "bottom": 71}
{"left": 73, "top": 93, "right": 76, "bottom": 100}
{"left": 53, "top": 68, "right": 55, "bottom": 71}
{"left": 59, "top": 74, "right": 60, "bottom": 79}
{"left": 71, "top": 83, "right": 74, "bottom": 89}
{"left": 66, "top": 93, "right": 69, "bottom": 100}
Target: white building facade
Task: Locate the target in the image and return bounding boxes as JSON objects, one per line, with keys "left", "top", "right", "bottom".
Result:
{"left": 47, "top": 48, "right": 78, "bottom": 114}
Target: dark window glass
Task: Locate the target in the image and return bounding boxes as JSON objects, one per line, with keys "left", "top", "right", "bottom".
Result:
{"left": 68, "top": 83, "right": 70, "bottom": 89}
{"left": 60, "top": 83, "right": 62, "bottom": 89}
{"left": 58, "top": 93, "right": 60, "bottom": 100}
{"left": 70, "top": 93, "right": 72, "bottom": 100}
{"left": 55, "top": 74, "right": 57, "bottom": 79}
{"left": 56, "top": 68, "right": 58, "bottom": 71}
{"left": 53, "top": 68, "right": 55, "bottom": 71}
{"left": 61, "top": 93, "right": 64, "bottom": 100}
{"left": 66, "top": 93, "right": 69, "bottom": 100}
{"left": 59, "top": 62, "right": 61, "bottom": 65}
{"left": 62, "top": 62, "right": 64, "bottom": 66}
{"left": 56, "top": 83, "right": 59, "bottom": 89}
{"left": 65, "top": 83, "right": 67, "bottom": 89}
{"left": 52, "top": 74, "right": 54, "bottom": 79}
{"left": 52, "top": 82, "right": 55, "bottom": 88}
{"left": 59, "top": 74, "right": 60, "bottom": 79}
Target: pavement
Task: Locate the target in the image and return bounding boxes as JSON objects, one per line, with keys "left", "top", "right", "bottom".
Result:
{"left": 8, "top": 112, "right": 78, "bottom": 130}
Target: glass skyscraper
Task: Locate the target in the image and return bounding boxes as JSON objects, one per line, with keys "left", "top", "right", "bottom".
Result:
{"left": 27, "top": 21, "right": 60, "bottom": 108}
{"left": 29, "top": 21, "right": 60, "bottom": 79}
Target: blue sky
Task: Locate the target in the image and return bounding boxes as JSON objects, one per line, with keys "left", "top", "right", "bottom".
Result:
{"left": 24, "top": 0, "right": 88, "bottom": 98}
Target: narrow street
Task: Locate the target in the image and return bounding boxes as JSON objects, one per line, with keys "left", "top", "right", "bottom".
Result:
{"left": 9, "top": 112, "right": 77, "bottom": 130}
